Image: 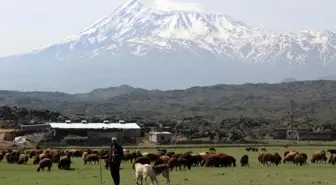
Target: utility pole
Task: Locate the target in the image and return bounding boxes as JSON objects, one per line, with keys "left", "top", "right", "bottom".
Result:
{"left": 289, "top": 100, "right": 295, "bottom": 143}
{"left": 173, "top": 116, "right": 177, "bottom": 147}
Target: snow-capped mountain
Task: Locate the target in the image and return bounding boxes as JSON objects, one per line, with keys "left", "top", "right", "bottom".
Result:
{"left": 1, "top": 0, "right": 336, "bottom": 93}
{"left": 31, "top": 0, "right": 336, "bottom": 64}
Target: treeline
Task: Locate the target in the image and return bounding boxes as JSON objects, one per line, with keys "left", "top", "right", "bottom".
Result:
{"left": 2, "top": 105, "right": 336, "bottom": 141}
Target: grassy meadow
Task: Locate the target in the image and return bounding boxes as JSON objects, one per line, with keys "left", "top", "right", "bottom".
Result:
{"left": 1, "top": 146, "right": 336, "bottom": 185}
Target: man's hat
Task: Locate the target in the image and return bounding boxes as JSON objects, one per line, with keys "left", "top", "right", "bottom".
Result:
{"left": 111, "top": 137, "right": 117, "bottom": 141}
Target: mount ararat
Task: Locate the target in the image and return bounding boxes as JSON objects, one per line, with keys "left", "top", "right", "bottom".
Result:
{"left": 1, "top": 0, "right": 336, "bottom": 93}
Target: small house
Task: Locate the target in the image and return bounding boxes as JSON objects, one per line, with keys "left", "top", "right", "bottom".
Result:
{"left": 148, "top": 131, "right": 173, "bottom": 144}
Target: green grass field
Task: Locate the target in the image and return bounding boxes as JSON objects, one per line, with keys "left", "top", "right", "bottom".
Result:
{"left": 1, "top": 146, "right": 336, "bottom": 185}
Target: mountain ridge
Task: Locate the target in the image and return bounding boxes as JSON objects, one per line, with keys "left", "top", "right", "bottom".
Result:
{"left": 0, "top": 80, "right": 335, "bottom": 121}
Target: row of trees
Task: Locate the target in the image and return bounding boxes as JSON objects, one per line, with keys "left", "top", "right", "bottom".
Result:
{"left": 1, "top": 105, "right": 336, "bottom": 141}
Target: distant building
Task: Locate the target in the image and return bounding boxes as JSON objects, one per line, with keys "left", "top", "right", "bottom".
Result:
{"left": 297, "top": 132, "right": 333, "bottom": 141}
{"left": 49, "top": 120, "right": 141, "bottom": 145}
{"left": 273, "top": 128, "right": 336, "bottom": 141}
{"left": 273, "top": 128, "right": 313, "bottom": 140}
{"left": 148, "top": 131, "right": 173, "bottom": 144}
{"left": 286, "top": 128, "right": 313, "bottom": 140}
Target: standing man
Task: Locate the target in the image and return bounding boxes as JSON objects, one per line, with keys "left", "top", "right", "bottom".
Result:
{"left": 107, "top": 137, "right": 124, "bottom": 185}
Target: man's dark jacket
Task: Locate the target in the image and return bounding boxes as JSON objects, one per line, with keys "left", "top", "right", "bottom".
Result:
{"left": 107, "top": 143, "right": 124, "bottom": 163}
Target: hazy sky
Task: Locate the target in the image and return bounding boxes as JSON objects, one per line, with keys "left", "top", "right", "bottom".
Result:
{"left": 1, "top": 0, "right": 335, "bottom": 57}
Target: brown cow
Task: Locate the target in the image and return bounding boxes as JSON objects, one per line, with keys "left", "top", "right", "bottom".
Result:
{"left": 84, "top": 154, "right": 99, "bottom": 165}
{"left": 37, "top": 158, "right": 53, "bottom": 172}
{"left": 262, "top": 153, "right": 281, "bottom": 166}
{"left": 17, "top": 154, "right": 28, "bottom": 165}
{"left": 220, "top": 155, "right": 236, "bottom": 167}
{"left": 283, "top": 152, "right": 297, "bottom": 163}
{"left": 123, "top": 152, "right": 136, "bottom": 163}
{"left": 240, "top": 155, "right": 249, "bottom": 167}
{"left": 258, "top": 153, "right": 264, "bottom": 164}
{"left": 58, "top": 156, "right": 71, "bottom": 170}
{"left": 294, "top": 154, "right": 306, "bottom": 166}
{"left": 311, "top": 151, "right": 327, "bottom": 163}
{"left": 202, "top": 154, "right": 221, "bottom": 167}
{"left": 159, "top": 155, "right": 170, "bottom": 163}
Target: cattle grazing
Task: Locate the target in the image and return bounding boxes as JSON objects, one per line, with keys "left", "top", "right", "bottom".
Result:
{"left": 202, "top": 153, "right": 220, "bottom": 167}
{"left": 298, "top": 153, "right": 308, "bottom": 163}
{"left": 257, "top": 153, "right": 264, "bottom": 164}
{"left": 167, "top": 157, "right": 179, "bottom": 170}
{"left": 261, "top": 148, "right": 267, "bottom": 152}
{"left": 84, "top": 154, "right": 99, "bottom": 165}
{"left": 329, "top": 154, "right": 336, "bottom": 165}
{"left": 283, "top": 151, "right": 298, "bottom": 164}
{"left": 17, "top": 154, "right": 28, "bottom": 165}
{"left": 327, "top": 149, "right": 336, "bottom": 155}
{"left": 33, "top": 155, "right": 41, "bottom": 165}
{"left": 311, "top": 150, "right": 327, "bottom": 163}
{"left": 262, "top": 153, "right": 281, "bottom": 166}
{"left": 123, "top": 151, "right": 136, "bottom": 163}
{"left": 37, "top": 158, "right": 53, "bottom": 172}
{"left": 159, "top": 155, "right": 170, "bottom": 164}
{"left": 240, "top": 155, "right": 249, "bottom": 167}
{"left": 6, "top": 152, "right": 17, "bottom": 164}
{"left": 294, "top": 154, "right": 306, "bottom": 166}
{"left": 220, "top": 155, "right": 236, "bottom": 167}
{"left": 58, "top": 156, "right": 71, "bottom": 170}
{"left": 247, "top": 147, "right": 259, "bottom": 152}
{"left": 190, "top": 154, "right": 202, "bottom": 167}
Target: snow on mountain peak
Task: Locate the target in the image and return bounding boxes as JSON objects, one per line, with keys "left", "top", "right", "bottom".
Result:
{"left": 31, "top": 0, "right": 336, "bottom": 65}
{"left": 150, "top": 0, "right": 205, "bottom": 12}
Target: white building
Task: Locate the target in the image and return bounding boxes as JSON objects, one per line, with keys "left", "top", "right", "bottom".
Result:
{"left": 148, "top": 131, "right": 173, "bottom": 144}
{"left": 49, "top": 120, "right": 141, "bottom": 145}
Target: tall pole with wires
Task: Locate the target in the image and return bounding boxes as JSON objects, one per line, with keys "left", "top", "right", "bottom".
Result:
{"left": 289, "top": 100, "right": 295, "bottom": 143}
{"left": 173, "top": 116, "right": 177, "bottom": 147}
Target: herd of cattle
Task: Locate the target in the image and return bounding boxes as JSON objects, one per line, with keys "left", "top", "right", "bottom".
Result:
{"left": 1, "top": 147, "right": 336, "bottom": 172}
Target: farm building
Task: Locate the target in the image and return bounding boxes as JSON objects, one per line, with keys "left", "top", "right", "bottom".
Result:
{"left": 48, "top": 120, "right": 141, "bottom": 145}
{"left": 273, "top": 128, "right": 313, "bottom": 140}
{"left": 297, "top": 132, "right": 333, "bottom": 141}
{"left": 148, "top": 131, "right": 173, "bottom": 144}
{"left": 273, "top": 128, "right": 336, "bottom": 141}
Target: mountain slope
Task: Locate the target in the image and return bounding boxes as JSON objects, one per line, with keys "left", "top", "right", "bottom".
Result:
{"left": 1, "top": 0, "right": 336, "bottom": 93}
{"left": 0, "top": 80, "right": 335, "bottom": 121}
